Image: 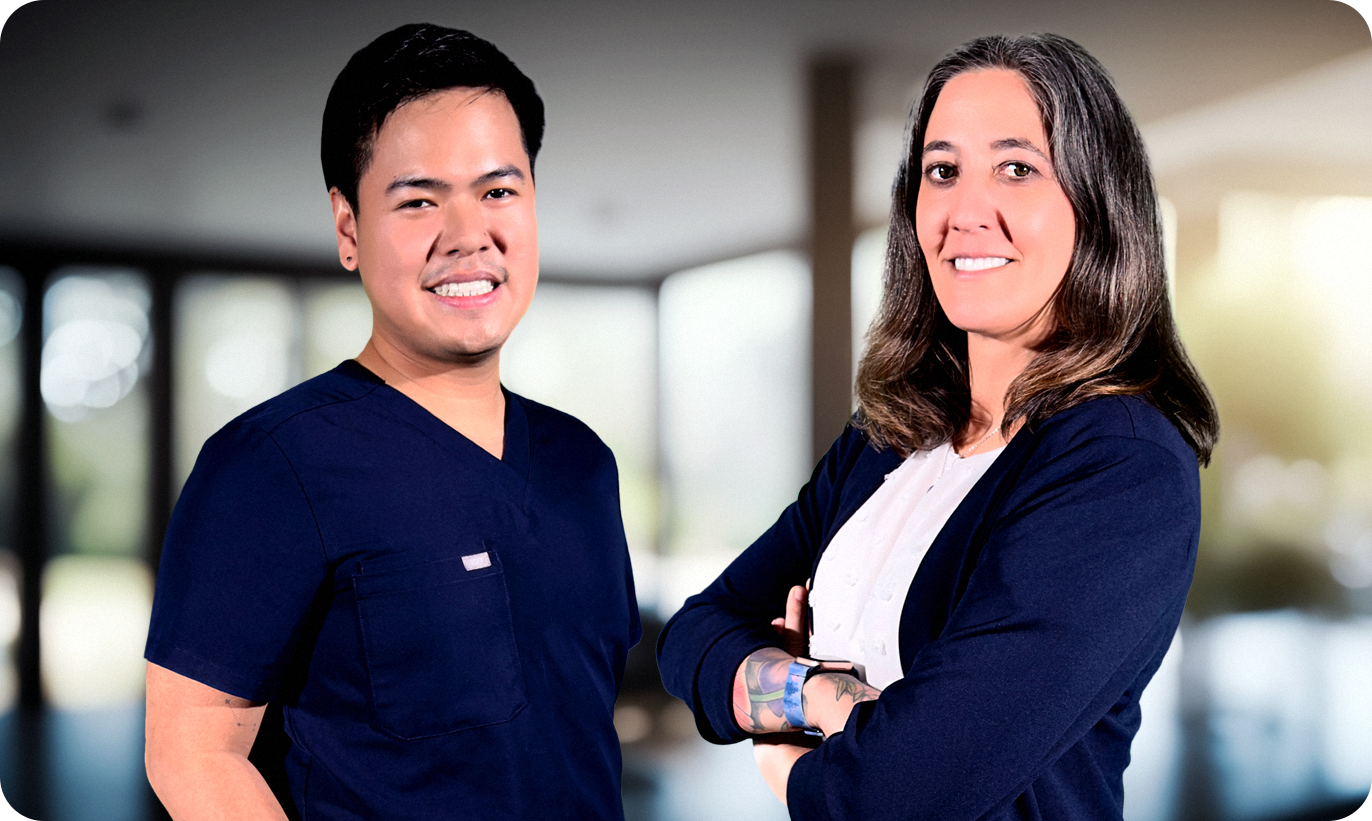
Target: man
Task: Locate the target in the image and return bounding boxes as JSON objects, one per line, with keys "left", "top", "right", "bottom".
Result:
{"left": 144, "top": 24, "right": 640, "bottom": 820}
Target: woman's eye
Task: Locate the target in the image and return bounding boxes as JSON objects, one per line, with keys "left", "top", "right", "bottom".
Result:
{"left": 925, "top": 164, "right": 956, "bottom": 183}
{"left": 1004, "top": 162, "right": 1034, "bottom": 179}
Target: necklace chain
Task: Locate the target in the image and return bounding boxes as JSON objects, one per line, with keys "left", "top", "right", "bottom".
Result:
{"left": 958, "top": 421, "right": 1001, "bottom": 457}
{"left": 932, "top": 420, "right": 1001, "bottom": 487}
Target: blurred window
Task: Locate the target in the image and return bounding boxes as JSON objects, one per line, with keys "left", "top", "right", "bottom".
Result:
{"left": 39, "top": 268, "right": 153, "bottom": 708}
{"left": 0, "top": 268, "right": 22, "bottom": 711}
{"left": 656, "top": 251, "right": 810, "bottom": 615}
{"left": 173, "top": 276, "right": 298, "bottom": 489}
{"left": 1199, "top": 611, "right": 1372, "bottom": 819}
{"left": 302, "top": 281, "right": 371, "bottom": 381}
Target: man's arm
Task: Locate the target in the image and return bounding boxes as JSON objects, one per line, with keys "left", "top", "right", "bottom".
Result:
{"left": 145, "top": 662, "right": 289, "bottom": 821}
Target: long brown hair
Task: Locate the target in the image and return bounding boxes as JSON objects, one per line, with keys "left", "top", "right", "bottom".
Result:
{"left": 855, "top": 33, "right": 1218, "bottom": 464}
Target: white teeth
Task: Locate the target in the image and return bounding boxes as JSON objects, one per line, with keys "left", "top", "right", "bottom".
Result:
{"left": 431, "top": 280, "right": 495, "bottom": 297}
{"left": 953, "top": 257, "right": 1010, "bottom": 272}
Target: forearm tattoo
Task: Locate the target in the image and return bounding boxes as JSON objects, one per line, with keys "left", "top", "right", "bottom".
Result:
{"left": 734, "top": 647, "right": 796, "bottom": 733}
{"left": 809, "top": 673, "right": 881, "bottom": 714}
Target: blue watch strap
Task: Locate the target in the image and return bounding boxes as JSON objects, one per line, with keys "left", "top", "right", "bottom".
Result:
{"left": 783, "top": 660, "right": 812, "bottom": 731}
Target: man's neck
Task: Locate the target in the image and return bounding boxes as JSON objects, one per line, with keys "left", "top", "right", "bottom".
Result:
{"left": 355, "top": 338, "right": 507, "bottom": 459}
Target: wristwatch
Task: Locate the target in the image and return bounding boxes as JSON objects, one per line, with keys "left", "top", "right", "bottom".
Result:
{"left": 782, "top": 657, "right": 860, "bottom": 736}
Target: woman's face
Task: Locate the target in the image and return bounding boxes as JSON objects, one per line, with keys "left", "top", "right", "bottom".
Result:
{"left": 915, "top": 69, "right": 1076, "bottom": 350}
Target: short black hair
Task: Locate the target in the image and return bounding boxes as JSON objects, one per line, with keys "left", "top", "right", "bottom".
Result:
{"left": 321, "top": 23, "right": 545, "bottom": 211}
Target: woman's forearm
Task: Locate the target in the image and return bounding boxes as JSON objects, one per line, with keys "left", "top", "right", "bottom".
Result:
{"left": 732, "top": 646, "right": 797, "bottom": 733}
{"left": 732, "top": 648, "right": 882, "bottom": 736}
{"left": 804, "top": 672, "right": 881, "bottom": 738}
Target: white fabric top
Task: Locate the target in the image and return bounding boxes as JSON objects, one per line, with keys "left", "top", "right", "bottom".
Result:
{"left": 808, "top": 441, "right": 1005, "bottom": 689}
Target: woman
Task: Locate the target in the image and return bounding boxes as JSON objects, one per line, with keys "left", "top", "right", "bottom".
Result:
{"left": 657, "top": 33, "right": 1217, "bottom": 821}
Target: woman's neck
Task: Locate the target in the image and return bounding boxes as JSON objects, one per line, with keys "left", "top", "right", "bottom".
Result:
{"left": 960, "top": 333, "right": 1037, "bottom": 454}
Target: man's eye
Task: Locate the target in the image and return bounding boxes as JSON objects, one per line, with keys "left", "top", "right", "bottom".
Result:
{"left": 485, "top": 188, "right": 516, "bottom": 200}
{"left": 399, "top": 199, "right": 432, "bottom": 209}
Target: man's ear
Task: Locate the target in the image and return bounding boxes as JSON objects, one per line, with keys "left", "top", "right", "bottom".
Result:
{"left": 330, "top": 188, "right": 360, "bottom": 272}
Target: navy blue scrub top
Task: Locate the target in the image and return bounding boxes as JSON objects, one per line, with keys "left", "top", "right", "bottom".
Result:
{"left": 146, "top": 361, "right": 641, "bottom": 820}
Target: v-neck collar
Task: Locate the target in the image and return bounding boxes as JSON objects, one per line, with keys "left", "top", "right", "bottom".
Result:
{"left": 338, "top": 360, "right": 531, "bottom": 503}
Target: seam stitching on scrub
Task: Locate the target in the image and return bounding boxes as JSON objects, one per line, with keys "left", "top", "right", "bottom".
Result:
{"left": 262, "top": 429, "right": 332, "bottom": 567}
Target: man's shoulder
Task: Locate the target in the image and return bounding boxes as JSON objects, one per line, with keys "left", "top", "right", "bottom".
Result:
{"left": 227, "top": 361, "right": 383, "bottom": 438}
{"left": 195, "top": 363, "right": 383, "bottom": 470}
{"left": 509, "top": 390, "right": 609, "bottom": 450}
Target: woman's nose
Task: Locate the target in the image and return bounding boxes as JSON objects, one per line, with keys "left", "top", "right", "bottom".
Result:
{"left": 946, "top": 178, "right": 998, "bottom": 234}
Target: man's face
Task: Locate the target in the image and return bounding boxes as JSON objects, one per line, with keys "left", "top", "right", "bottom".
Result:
{"left": 332, "top": 87, "right": 538, "bottom": 367}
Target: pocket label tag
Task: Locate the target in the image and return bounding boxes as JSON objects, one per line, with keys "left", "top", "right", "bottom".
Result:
{"left": 461, "top": 552, "right": 492, "bottom": 571}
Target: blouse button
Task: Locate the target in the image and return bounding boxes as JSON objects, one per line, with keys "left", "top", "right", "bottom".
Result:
{"left": 877, "top": 641, "right": 887, "bottom": 656}
{"left": 878, "top": 586, "right": 894, "bottom": 601}
{"left": 844, "top": 572, "right": 858, "bottom": 587}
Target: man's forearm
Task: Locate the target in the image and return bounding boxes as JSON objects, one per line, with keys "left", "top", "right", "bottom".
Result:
{"left": 146, "top": 662, "right": 285, "bottom": 820}
{"left": 148, "top": 750, "right": 289, "bottom": 821}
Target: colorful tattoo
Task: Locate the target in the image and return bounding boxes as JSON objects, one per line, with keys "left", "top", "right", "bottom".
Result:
{"left": 735, "top": 647, "right": 795, "bottom": 733}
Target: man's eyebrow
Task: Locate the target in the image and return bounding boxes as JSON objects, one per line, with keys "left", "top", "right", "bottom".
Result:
{"left": 386, "top": 176, "right": 452, "bottom": 195}
{"left": 991, "top": 137, "right": 1049, "bottom": 160}
{"left": 474, "top": 165, "right": 526, "bottom": 186}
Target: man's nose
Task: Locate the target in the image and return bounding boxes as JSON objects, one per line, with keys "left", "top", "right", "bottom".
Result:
{"left": 433, "top": 197, "right": 490, "bottom": 258}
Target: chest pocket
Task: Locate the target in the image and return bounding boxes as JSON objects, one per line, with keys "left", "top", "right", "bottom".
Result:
{"left": 353, "top": 549, "right": 527, "bottom": 740}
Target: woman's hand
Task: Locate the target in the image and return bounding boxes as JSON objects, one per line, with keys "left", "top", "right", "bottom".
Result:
{"left": 732, "top": 584, "right": 883, "bottom": 736}
{"left": 771, "top": 583, "right": 809, "bottom": 657}
{"left": 753, "top": 737, "right": 812, "bottom": 807}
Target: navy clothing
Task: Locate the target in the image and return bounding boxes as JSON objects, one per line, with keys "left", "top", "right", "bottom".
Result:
{"left": 657, "top": 396, "right": 1200, "bottom": 821}
{"left": 147, "top": 361, "right": 640, "bottom": 820}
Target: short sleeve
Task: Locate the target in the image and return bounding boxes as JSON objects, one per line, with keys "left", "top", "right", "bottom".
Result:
{"left": 145, "top": 421, "right": 330, "bottom": 702}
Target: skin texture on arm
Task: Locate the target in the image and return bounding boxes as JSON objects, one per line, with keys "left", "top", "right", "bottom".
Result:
{"left": 145, "top": 662, "right": 289, "bottom": 821}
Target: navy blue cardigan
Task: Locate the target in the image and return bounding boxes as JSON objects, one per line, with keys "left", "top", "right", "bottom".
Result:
{"left": 657, "top": 396, "right": 1200, "bottom": 821}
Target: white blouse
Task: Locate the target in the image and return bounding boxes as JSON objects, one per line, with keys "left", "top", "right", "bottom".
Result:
{"left": 808, "top": 441, "right": 1005, "bottom": 689}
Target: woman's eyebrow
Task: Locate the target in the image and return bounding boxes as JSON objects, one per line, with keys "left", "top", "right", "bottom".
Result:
{"left": 991, "top": 137, "right": 1049, "bottom": 160}
{"left": 921, "top": 139, "right": 956, "bottom": 156}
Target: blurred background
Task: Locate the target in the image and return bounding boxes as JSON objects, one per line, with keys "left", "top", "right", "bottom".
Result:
{"left": 0, "top": 0, "right": 1370, "bottom": 819}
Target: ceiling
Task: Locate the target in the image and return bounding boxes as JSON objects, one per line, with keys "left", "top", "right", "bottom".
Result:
{"left": 0, "top": 0, "right": 1368, "bottom": 279}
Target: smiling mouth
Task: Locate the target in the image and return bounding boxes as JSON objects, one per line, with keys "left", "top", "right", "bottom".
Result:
{"left": 953, "top": 257, "right": 1011, "bottom": 272}
{"left": 430, "top": 280, "right": 496, "bottom": 297}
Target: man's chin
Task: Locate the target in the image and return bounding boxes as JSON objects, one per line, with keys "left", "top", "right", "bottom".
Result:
{"left": 430, "top": 338, "right": 504, "bottom": 366}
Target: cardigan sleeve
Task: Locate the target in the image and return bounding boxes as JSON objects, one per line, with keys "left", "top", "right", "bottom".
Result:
{"left": 656, "top": 424, "right": 889, "bottom": 744}
{"left": 785, "top": 425, "right": 1200, "bottom": 821}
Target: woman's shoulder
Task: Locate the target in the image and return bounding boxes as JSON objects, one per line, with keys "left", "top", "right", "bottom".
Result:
{"left": 1034, "top": 395, "right": 1197, "bottom": 468}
